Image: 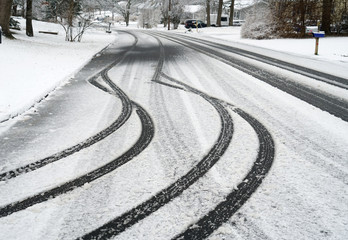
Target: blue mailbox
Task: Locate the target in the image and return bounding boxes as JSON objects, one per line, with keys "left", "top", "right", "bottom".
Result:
{"left": 312, "top": 31, "right": 325, "bottom": 55}
{"left": 312, "top": 32, "right": 325, "bottom": 38}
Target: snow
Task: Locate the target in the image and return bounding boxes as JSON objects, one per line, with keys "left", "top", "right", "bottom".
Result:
{"left": 1, "top": 22, "right": 347, "bottom": 124}
{"left": 0, "top": 18, "right": 116, "bottom": 123}
{"left": 184, "top": 5, "right": 204, "bottom": 14}
{"left": 0, "top": 17, "right": 348, "bottom": 240}
{"left": 171, "top": 26, "right": 348, "bottom": 64}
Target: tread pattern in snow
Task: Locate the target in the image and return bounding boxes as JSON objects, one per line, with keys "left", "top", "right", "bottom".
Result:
{"left": 150, "top": 32, "right": 348, "bottom": 122}
{"left": 0, "top": 33, "right": 156, "bottom": 219}
{"left": 0, "top": 32, "right": 139, "bottom": 182}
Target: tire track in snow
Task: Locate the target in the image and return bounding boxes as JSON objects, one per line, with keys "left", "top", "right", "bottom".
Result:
{"left": 77, "top": 34, "right": 234, "bottom": 240}
{"left": 0, "top": 101, "right": 154, "bottom": 218}
{"left": 152, "top": 37, "right": 275, "bottom": 239}
{"left": 79, "top": 32, "right": 274, "bottom": 239}
{"left": 0, "top": 32, "right": 138, "bottom": 182}
{"left": 171, "top": 33, "right": 348, "bottom": 90}
{"left": 146, "top": 71, "right": 274, "bottom": 240}
{"left": 173, "top": 105, "right": 275, "bottom": 240}
{"left": 78, "top": 84, "right": 234, "bottom": 240}
{"left": 150, "top": 31, "right": 348, "bottom": 122}
{"left": 155, "top": 73, "right": 274, "bottom": 239}
{"left": 0, "top": 32, "right": 156, "bottom": 219}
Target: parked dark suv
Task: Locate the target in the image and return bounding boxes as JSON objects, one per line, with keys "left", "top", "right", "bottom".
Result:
{"left": 184, "top": 19, "right": 207, "bottom": 29}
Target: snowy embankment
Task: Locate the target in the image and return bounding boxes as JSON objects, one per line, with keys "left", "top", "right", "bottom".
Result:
{"left": 167, "top": 25, "right": 348, "bottom": 81}
{"left": 0, "top": 18, "right": 116, "bottom": 123}
{"left": 171, "top": 26, "right": 348, "bottom": 63}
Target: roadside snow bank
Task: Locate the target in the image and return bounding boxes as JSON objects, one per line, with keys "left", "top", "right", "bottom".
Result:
{"left": 0, "top": 18, "right": 116, "bottom": 123}
{"left": 163, "top": 26, "right": 348, "bottom": 80}
{"left": 172, "top": 26, "right": 348, "bottom": 63}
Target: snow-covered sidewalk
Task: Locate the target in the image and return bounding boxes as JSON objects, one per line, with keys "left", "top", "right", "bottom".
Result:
{"left": 0, "top": 18, "right": 116, "bottom": 123}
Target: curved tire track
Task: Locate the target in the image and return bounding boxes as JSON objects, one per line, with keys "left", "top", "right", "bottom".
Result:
{"left": 0, "top": 32, "right": 156, "bottom": 219}
{"left": 170, "top": 33, "right": 348, "bottom": 89}
{"left": 77, "top": 33, "right": 234, "bottom": 240}
{"left": 149, "top": 32, "right": 348, "bottom": 122}
{"left": 0, "top": 32, "right": 138, "bottom": 182}
{"left": 159, "top": 73, "right": 274, "bottom": 239}
{"left": 154, "top": 37, "right": 276, "bottom": 239}
{"left": 78, "top": 32, "right": 274, "bottom": 240}
{"left": 78, "top": 86, "right": 234, "bottom": 240}
{"left": 173, "top": 107, "right": 275, "bottom": 240}
{"left": 0, "top": 101, "right": 154, "bottom": 218}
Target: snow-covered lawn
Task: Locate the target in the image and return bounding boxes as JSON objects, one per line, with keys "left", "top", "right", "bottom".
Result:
{"left": 169, "top": 25, "right": 348, "bottom": 64}
{"left": 0, "top": 18, "right": 116, "bottom": 123}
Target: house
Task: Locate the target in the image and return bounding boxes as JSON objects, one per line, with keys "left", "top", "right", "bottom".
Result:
{"left": 234, "top": 0, "right": 268, "bottom": 21}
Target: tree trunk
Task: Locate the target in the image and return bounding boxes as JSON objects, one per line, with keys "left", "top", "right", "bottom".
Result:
{"left": 21, "top": 0, "right": 25, "bottom": 18}
{"left": 206, "top": 0, "right": 210, "bottom": 27}
{"left": 13, "top": 5, "right": 17, "bottom": 16}
{"left": 125, "top": 0, "right": 131, "bottom": 27}
{"left": 67, "top": 0, "right": 74, "bottom": 41}
{"left": 168, "top": 0, "right": 171, "bottom": 30}
{"left": 26, "top": 0, "right": 34, "bottom": 37}
{"left": 0, "top": 0, "right": 14, "bottom": 38}
{"left": 217, "top": 0, "right": 223, "bottom": 27}
{"left": 322, "top": 0, "right": 333, "bottom": 34}
{"left": 229, "top": 0, "right": 235, "bottom": 26}
{"left": 299, "top": 0, "right": 306, "bottom": 37}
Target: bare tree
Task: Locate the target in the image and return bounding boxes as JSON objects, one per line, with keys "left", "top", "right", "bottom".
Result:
{"left": 171, "top": 0, "right": 183, "bottom": 29}
{"left": 270, "top": 0, "right": 321, "bottom": 37}
{"left": 322, "top": 0, "right": 333, "bottom": 34}
{"left": 299, "top": 0, "right": 306, "bottom": 37}
{"left": 160, "top": 0, "right": 169, "bottom": 27}
{"left": 138, "top": 7, "right": 161, "bottom": 28}
{"left": 0, "top": 0, "right": 14, "bottom": 38}
{"left": 112, "top": 0, "right": 132, "bottom": 26}
{"left": 43, "top": 0, "right": 94, "bottom": 42}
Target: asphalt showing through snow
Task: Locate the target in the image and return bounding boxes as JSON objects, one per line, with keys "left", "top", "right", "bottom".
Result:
{"left": 77, "top": 31, "right": 275, "bottom": 239}
{"left": 0, "top": 32, "right": 157, "bottom": 218}
{"left": 149, "top": 31, "right": 348, "bottom": 122}
{"left": 11, "top": 28, "right": 345, "bottom": 239}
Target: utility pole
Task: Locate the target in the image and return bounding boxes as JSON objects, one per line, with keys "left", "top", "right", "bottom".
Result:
{"left": 168, "top": 0, "right": 171, "bottom": 30}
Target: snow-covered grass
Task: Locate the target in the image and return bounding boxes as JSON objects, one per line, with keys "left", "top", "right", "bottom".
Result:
{"left": 167, "top": 25, "right": 348, "bottom": 64}
{"left": 0, "top": 18, "right": 116, "bottom": 123}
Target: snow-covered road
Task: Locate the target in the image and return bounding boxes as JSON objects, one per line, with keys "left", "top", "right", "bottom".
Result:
{"left": 0, "top": 29, "right": 347, "bottom": 240}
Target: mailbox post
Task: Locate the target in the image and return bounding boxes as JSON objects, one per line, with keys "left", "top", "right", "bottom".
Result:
{"left": 312, "top": 32, "right": 325, "bottom": 55}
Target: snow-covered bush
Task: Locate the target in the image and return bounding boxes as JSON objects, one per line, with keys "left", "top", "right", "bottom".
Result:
{"left": 241, "top": 4, "right": 278, "bottom": 39}
{"left": 137, "top": 8, "right": 161, "bottom": 29}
